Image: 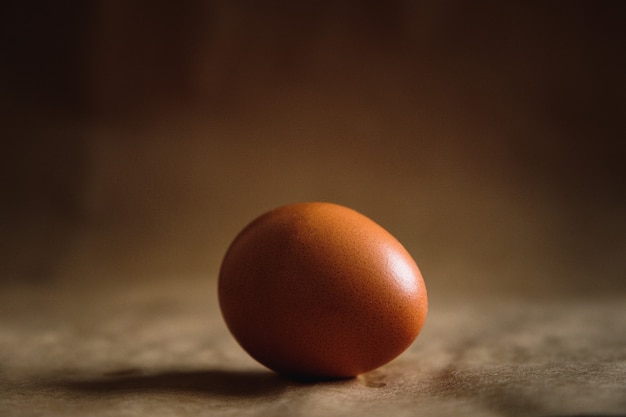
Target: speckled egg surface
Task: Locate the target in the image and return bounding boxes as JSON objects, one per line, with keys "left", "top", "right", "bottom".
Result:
{"left": 218, "top": 202, "right": 428, "bottom": 379}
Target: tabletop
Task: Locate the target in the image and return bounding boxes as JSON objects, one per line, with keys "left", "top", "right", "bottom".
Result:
{"left": 2, "top": 275, "right": 624, "bottom": 417}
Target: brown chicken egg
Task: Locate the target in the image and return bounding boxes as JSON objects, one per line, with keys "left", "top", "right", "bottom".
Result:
{"left": 218, "top": 202, "right": 427, "bottom": 379}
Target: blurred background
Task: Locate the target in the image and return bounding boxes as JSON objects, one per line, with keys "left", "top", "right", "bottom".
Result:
{"left": 1, "top": 1, "right": 625, "bottom": 298}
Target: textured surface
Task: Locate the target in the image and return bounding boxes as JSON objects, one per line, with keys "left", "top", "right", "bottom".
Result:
{"left": 1, "top": 278, "right": 625, "bottom": 417}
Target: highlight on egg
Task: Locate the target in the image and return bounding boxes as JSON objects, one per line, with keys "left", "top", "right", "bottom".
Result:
{"left": 218, "top": 202, "right": 428, "bottom": 379}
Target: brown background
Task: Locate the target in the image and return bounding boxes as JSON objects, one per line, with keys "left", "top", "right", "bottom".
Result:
{"left": 2, "top": 1, "right": 625, "bottom": 297}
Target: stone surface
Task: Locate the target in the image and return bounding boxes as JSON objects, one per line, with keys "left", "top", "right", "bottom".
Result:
{"left": 2, "top": 278, "right": 624, "bottom": 417}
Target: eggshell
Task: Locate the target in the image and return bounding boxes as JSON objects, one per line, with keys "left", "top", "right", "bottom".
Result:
{"left": 218, "top": 202, "right": 427, "bottom": 379}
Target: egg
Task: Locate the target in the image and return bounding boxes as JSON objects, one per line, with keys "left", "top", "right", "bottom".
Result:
{"left": 218, "top": 202, "right": 427, "bottom": 379}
